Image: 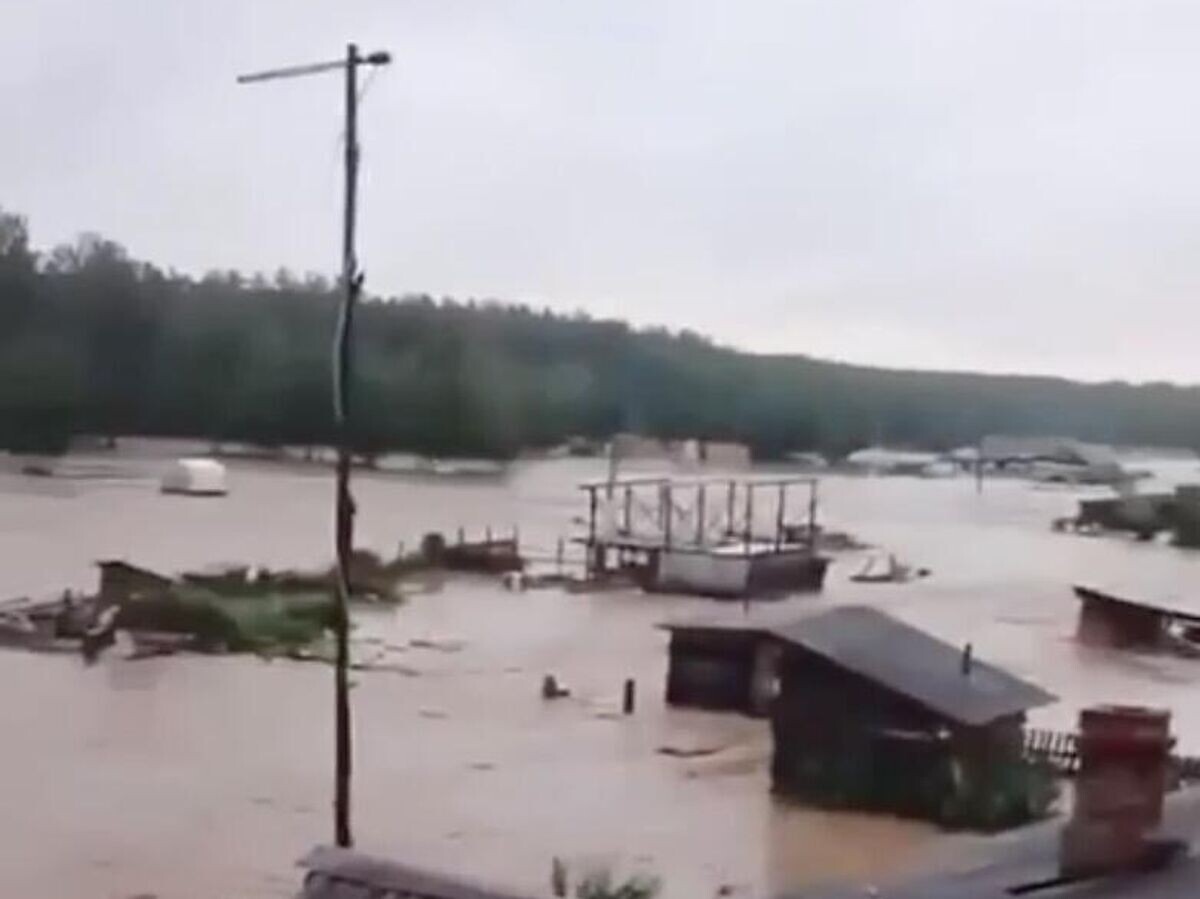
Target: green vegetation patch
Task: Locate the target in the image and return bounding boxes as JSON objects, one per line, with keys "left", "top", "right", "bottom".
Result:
{"left": 117, "top": 586, "right": 332, "bottom": 653}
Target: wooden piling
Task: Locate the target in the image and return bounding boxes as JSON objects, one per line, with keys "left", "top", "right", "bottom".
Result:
{"left": 775, "top": 482, "right": 786, "bottom": 550}
{"left": 726, "top": 480, "right": 736, "bottom": 538}
{"left": 663, "top": 483, "right": 673, "bottom": 549}
{"left": 743, "top": 482, "right": 754, "bottom": 551}
{"left": 807, "top": 481, "right": 818, "bottom": 549}
{"left": 623, "top": 678, "right": 636, "bottom": 715}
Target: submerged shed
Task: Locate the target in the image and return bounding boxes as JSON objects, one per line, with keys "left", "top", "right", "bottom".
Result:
{"left": 769, "top": 606, "right": 1056, "bottom": 829}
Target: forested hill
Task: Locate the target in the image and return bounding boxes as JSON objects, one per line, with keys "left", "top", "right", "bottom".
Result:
{"left": 2, "top": 205, "right": 1198, "bottom": 459}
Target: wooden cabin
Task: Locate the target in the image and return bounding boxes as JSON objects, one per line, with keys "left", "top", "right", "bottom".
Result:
{"left": 769, "top": 606, "right": 1056, "bottom": 829}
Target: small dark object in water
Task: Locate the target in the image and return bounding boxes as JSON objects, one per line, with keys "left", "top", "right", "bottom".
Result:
{"left": 623, "top": 678, "right": 636, "bottom": 715}
{"left": 551, "top": 856, "right": 568, "bottom": 898}
{"left": 850, "top": 554, "right": 928, "bottom": 584}
{"left": 541, "top": 674, "right": 570, "bottom": 699}
{"left": 658, "top": 744, "right": 724, "bottom": 758}
{"left": 409, "top": 637, "right": 465, "bottom": 653}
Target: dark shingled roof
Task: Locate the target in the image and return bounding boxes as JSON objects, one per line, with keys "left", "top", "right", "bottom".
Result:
{"left": 768, "top": 606, "right": 1055, "bottom": 727}
{"left": 297, "top": 846, "right": 539, "bottom": 899}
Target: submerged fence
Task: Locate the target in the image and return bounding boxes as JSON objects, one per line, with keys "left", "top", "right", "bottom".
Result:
{"left": 1024, "top": 727, "right": 1200, "bottom": 781}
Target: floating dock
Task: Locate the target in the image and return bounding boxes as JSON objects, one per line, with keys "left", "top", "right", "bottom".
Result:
{"left": 577, "top": 475, "right": 829, "bottom": 599}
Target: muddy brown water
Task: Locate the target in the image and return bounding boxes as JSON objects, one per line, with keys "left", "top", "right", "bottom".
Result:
{"left": 4, "top": 449, "right": 1200, "bottom": 898}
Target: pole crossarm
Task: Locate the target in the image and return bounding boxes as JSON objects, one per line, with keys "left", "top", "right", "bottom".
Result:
{"left": 236, "top": 51, "right": 390, "bottom": 84}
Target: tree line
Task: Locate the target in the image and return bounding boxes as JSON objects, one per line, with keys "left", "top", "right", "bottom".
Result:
{"left": 2, "top": 205, "right": 1199, "bottom": 459}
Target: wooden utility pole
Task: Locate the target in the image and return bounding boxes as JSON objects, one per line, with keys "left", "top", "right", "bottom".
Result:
{"left": 238, "top": 42, "right": 390, "bottom": 850}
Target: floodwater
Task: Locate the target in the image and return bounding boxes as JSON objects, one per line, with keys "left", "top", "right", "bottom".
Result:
{"left": 4, "top": 447, "right": 1200, "bottom": 899}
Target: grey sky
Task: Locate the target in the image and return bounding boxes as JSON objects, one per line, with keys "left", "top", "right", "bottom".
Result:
{"left": 4, "top": 1, "right": 1199, "bottom": 382}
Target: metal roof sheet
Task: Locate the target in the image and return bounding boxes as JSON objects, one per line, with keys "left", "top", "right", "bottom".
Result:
{"left": 298, "top": 846, "right": 539, "bottom": 899}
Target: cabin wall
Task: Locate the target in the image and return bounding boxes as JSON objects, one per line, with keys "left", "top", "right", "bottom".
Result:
{"left": 749, "top": 640, "right": 783, "bottom": 715}
{"left": 665, "top": 629, "right": 759, "bottom": 712}
{"left": 1076, "top": 596, "right": 1165, "bottom": 647}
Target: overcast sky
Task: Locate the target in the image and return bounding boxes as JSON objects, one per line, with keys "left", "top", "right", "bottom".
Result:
{"left": 4, "top": 1, "right": 1199, "bottom": 382}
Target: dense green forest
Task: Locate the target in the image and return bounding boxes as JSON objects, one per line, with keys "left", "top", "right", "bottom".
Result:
{"left": 2, "top": 205, "right": 1199, "bottom": 459}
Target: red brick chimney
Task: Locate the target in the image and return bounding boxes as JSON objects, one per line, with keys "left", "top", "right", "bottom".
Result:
{"left": 1060, "top": 705, "right": 1174, "bottom": 877}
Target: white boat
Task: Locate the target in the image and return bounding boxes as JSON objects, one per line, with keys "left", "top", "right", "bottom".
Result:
{"left": 160, "top": 458, "right": 228, "bottom": 496}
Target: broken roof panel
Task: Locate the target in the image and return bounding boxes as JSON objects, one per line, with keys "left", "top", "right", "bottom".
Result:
{"left": 769, "top": 606, "right": 1056, "bottom": 727}
{"left": 1075, "top": 583, "right": 1200, "bottom": 624}
{"left": 298, "top": 846, "right": 539, "bottom": 899}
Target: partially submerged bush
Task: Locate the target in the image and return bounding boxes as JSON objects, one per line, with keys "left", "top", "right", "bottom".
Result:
{"left": 116, "top": 588, "right": 331, "bottom": 653}
{"left": 550, "top": 860, "right": 661, "bottom": 899}
{"left": 576, "top": 871, "right": 661, "bottom": 899}
{"left": 115, "top": 594, "right": 241, "bottom": 651}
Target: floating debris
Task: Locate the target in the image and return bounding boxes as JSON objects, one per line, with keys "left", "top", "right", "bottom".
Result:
{"left": 850, "top": 554, "right": 930, "bottom": 584}
{"left": 409, "top": 637, "right": 466, "bottom": 653}
{"left": 657, "top": 744, "right": 726, "bottom": 759}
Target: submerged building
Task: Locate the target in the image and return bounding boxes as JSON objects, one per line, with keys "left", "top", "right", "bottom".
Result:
{"left": 795, "top": 706, "right": 1186, "bottom": 898}
{"left": 769, "top": 607, "right": 1056, "bottom": 829}
{"left": 663, "top": 606, "right": 1057, "bottom": 829}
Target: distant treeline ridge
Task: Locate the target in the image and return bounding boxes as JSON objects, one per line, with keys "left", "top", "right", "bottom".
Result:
{"left": 2, "top": 206, "right": 1198, "bottom": 459}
